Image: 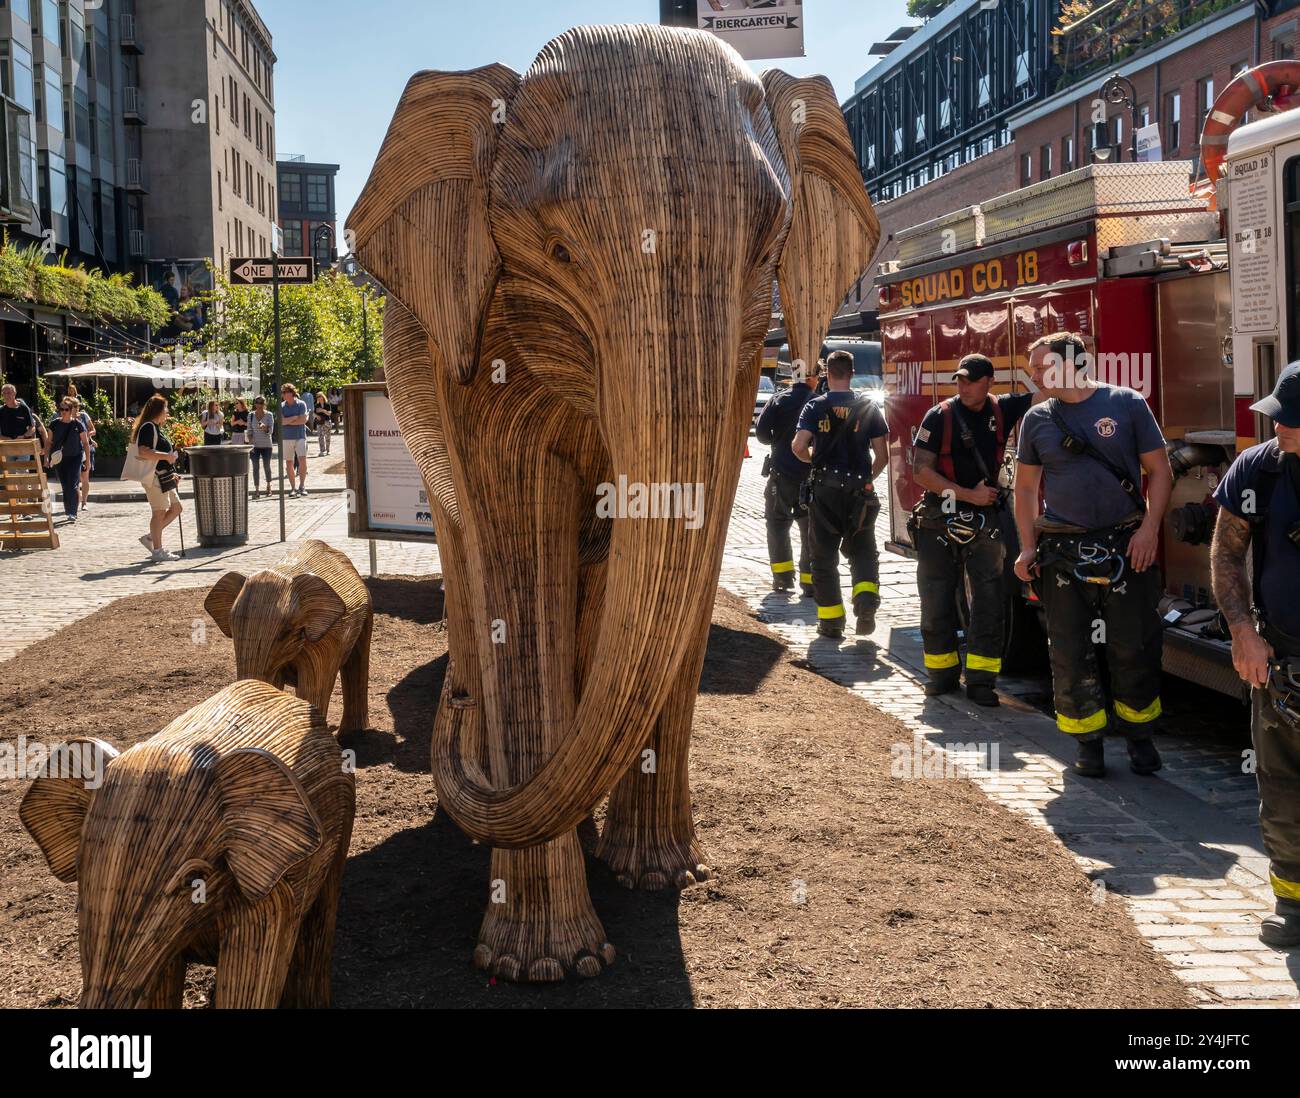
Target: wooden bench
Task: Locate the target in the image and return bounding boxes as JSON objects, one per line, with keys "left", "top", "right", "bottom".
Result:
{"left": 0, "top": 439, "right": 58, "bottom": 550}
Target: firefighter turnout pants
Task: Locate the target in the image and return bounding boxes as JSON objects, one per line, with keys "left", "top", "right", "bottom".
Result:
{"left": 764, "top": 469, "right": 811, "bottom": 590}
{"left": 807, "top": 469, "right": 880, "bottom": 628}
{"left": 916, "top": 507, "right": 1006, "bottom": 688}
{"left": 1254, "top": 627, "right": 1300, "bottom": 914}
{"left": 1036, "top": 525, "right": 1163, "bottom": 740}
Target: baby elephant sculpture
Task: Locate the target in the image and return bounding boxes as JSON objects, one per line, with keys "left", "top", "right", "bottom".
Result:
{"left": 205, "top": 539, "right": 373, "bottom": 739}
{"left": 19, "top": 680, "right": 355, "bottom": 1008}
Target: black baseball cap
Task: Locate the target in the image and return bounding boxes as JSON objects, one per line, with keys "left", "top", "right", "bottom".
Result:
{"left": 1251, "top": 361, "right": 1300, "bottom": 428}
{"left": 953, "top": 355, "right": 995, "bottom": 382}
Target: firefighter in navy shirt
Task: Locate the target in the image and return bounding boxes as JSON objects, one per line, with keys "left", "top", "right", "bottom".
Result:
{"left": 755, "top": 359, "right": 820, "bottom": 596}
{"left": 911, "top": 354, "right": 1040, "bottom": 706}
{"left": 1013, "top": 333, "right": 1172, "bottom": 779}
{"left": 792, "top": 350, "right": 889, "bottom": 639}
{"left": 1212, "top": 360, "right": 1300, "bottom": 948}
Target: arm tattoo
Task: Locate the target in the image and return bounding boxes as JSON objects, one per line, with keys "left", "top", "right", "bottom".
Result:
{"left": 1211, "top": 511, "right": 1255, "bottom": 628}
{"left": 912, "top": 447, "right": 938, "bottom": 474}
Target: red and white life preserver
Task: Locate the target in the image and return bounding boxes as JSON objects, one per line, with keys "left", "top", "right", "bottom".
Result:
{"left": 1199, "top": 61, "right": 1300, "bottom": 188}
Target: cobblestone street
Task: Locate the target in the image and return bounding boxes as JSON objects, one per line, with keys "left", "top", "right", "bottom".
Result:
{"left": 2, "top": 440, "right": 1295, "bottom": 1006}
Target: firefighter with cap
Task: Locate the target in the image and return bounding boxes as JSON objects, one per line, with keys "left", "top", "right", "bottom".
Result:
{"left": 756, "top": 358, "right": 821, "bottom": 596}
{"left": 791, "top": 349, "right": 889, "bottom": 639}
{"left": 910, "top": 353, "right": 1042, "bottom": 706}
{"left": 1013, "top": 332, "right": 1173, "bottom": 778}
{"left": 1211, "top": 360, "right": 1300, "bottom": 947}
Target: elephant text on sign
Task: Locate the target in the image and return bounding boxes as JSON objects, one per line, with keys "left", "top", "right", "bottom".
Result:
{"left": 347, "top": 23, "right": 880, "bottom": 982}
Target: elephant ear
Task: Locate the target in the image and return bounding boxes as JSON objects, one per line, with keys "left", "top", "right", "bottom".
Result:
{"left": 290, "top": 573, "right": 347, "bottom": 643}
{"left": 204, "top": 571, "right": 247, "bottom": 638}
{"left": 762, "top": 71, "right": 881, "bottom": 379}
{"left": 20, "top": 738, "right": 120, "bottom": 883}
{"left": 346, "top": 64, "right": 520, "bottom": 384}
{"left": 216, "top": 748, "right": 322, "bottom": 902}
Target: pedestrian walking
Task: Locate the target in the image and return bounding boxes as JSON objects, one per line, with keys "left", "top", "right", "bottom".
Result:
{"left": 200, "top": 400, "right": 224, "bottom": 446}
{"left": 313, "top": 392, "right": 333, "bottom": 455}
{"left": 44, "top": 397, "right": 90, "bottom": 524}
{"left": 330, "top": 387, "right": 344, "bottom": 434}
{"left": 1013, "top": 333, "right": 1173, "bottom": 778}
{"left": 249, "top": 396, "right": 274, "bottom": 497}
{"left": 70, "top": 396, "right": 95, "bottom": 513}
{"left": 791, "top": 350, "right": 890, "bottom": 639}
{"left": 229, "top": 398, "right": 250, "bottom": 444}
{"left": 131, "top": 394, "right": 184, "bottom": 562}
{"left": 1211, "top": 360, "right": 1300, "bottom": 947}
{"left": 910, "top": 354, "right": 1043, "bottom": 706}
{"left": 755, "top": 360, "right": 820, "bottom": 596}
{"left": 279, "top": 383, "right": 310, "bottom": 496}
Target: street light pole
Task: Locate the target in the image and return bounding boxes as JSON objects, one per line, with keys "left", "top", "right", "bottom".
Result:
{"left": 1101, "top": 73, "right": 1140, "bottom": 162}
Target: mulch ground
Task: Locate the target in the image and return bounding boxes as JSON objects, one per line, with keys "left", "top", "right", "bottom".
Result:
{"left": 0, "top": 580, "right": 1191, "bottom": 1008}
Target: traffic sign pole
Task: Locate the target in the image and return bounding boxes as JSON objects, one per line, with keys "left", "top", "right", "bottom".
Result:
{"left": 273, "top": 252, "right": 285, "bottom": 543}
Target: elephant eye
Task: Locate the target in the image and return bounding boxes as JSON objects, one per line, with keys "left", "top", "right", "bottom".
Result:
{"left": 547, "top": 237, "right": 574, "bottom": 265}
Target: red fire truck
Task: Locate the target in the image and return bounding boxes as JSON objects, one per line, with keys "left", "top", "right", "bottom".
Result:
{"left": 877, "top": 64, "right": 1300, "bottom": 695}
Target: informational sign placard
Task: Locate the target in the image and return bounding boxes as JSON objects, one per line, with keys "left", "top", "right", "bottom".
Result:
{"left": 696, "top": 0, "right": 804, "bottom": 61}
{"left": 343, "top": 382, "right": 438, "bottom": 545}
{"left": 228, "top": 256, "right": 316, "bottom": 285}
{"left": 1135, "top": 123, "right": 1162, "bottom": 163}
{"left": 1229, "top": 152, "right": 1278, "bottom": 335}
{"left": 361, "top": 390, "right": 434, "bottom": 535}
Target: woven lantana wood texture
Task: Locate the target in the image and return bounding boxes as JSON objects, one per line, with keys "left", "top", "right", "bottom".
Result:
{"left": 348, "top": 23, "right": 880, "bottom": 981}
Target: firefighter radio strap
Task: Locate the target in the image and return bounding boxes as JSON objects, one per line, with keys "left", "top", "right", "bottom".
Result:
{"left": 1048, "top": 398, "right": 1147, "bottom": 516}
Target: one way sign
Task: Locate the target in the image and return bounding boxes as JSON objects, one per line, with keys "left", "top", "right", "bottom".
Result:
{"left": 229, "top": 256, "right": 316, "bottom": 285}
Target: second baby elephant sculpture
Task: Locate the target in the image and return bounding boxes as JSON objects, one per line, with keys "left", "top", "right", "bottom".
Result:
{"left": 19, "top": 680, "right": 355, "bottom": 1008}
{"left": 205, "top": 539, "right": 373, "bottom": 739}
{"left": 348, "top": 24, "right": 880, "bottom": 981}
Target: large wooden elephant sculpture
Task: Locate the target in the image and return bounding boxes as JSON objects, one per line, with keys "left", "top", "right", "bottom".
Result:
{"left": 347, "top": 23, "right": 879, "bottom": 982}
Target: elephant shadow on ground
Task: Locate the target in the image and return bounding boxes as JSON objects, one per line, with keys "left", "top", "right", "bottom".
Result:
{"left": 332, "top": 809, "right": 694, "bottom": 1007}
{"left": 698, "top": 622, "right": 785, "bottom": 694}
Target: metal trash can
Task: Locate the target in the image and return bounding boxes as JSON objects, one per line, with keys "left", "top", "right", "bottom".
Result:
{"left": 186, "top": 445, "right": 252, "bottom": 547}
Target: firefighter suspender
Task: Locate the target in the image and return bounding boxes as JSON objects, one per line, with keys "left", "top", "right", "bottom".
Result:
{"left": 937, "top": 397, "right": 1005, "bottom": 483}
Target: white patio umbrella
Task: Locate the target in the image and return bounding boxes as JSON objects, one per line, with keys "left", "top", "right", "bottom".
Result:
{"left": 164, "top": 359, "right": 258, "bottom": 393}
{"left": 45, "top": 357, "right": 175, "bottom": 416}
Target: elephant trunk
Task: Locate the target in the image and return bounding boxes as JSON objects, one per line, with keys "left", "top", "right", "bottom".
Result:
{"left": 432, "top": 321, "right": 737, "bottom": 848}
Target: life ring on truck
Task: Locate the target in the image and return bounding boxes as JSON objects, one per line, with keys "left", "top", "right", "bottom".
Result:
{"left": 1199, "top": 61, "right": 1300, "bottom": 194}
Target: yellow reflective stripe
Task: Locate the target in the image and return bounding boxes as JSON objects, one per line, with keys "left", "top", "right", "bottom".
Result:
{"left": 852, "top": 581, "right": 880, "bottom": 597}
{"left": 1057, "top": 709, "right": 1108, "bottom": 735}
{"left": 799, "top": 572, "right": 812, "bottom": 584}
{"left": 924, "top": 651, "right": 960, "bottom": 670}
{"left": 1115, "top": 697, "right": 1162, "bottom": 724}
{"left": 1271, "top": 872, "right": 1300, "bottom": 902}
{"left": 817, "top": 604, "right": 845, "bottom": 620}
{"left": 966, "top": 653, "right": 1002, "bottom": 673}
{"left": 771, "top": 560, "right": 795, "bottom": 574}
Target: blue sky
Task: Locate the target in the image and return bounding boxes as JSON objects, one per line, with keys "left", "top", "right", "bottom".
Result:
{"left": 256, "top": 0, "right": 910, "bottom": 232}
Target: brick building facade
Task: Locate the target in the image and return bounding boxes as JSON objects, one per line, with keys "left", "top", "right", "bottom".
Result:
{"left": 848, "top": 0, "right": 1300, "bottom": 316}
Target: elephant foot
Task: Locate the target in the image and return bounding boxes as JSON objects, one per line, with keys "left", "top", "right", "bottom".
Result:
{"left": 473, "top": 910, "right": 615, "bottom": 983}
{"left": 597, "top": 829, "right": 713, "bottom": 891}
{"left": 475, "top": 833, "right": 615, "bottom": 982}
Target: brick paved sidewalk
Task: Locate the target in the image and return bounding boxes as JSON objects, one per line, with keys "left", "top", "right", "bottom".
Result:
{"left": 722, "top": 441, "right": 1300, "bottom": 1007}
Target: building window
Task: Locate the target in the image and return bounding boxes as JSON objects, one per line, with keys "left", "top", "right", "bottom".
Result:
{"left": 1196, "top": 77, "right": 1214, "bottom": 143}
{"left": 229, "top": 76, "right": 238, "bottom": 123}
{"left": 281, "top": 171, "right": 301, "bottom": 206}
{"left": 306, "top": 174, "right": 328, "bottom": 213}
{"left": 243, "top": 93, "right": 250, "bottom": 138}
{"left": 246, "top": 163, "right": 253, "bottom": 206}
{"left": 232, "top": 149, "right": 240, "bottom": 194}
{"left": 1276, "top": 33, "right": 1295, "bottom": 62}
{"left": 1165, "top": 90, "right": 1181, "bottom": 153}
{"left": 282, "top": 222, "right": 302, "bottom": 255}
{"left": 1020, "top": 152, "right": 1032, "bottom": 186}
{"left": 1040, "top": 143, "right": 1052, "bottom": 180}
{"left": 1062, "top": 134, "right": 1075, "bottom": 172}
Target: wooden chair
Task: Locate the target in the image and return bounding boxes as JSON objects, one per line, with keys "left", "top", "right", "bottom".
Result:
{"left": 0, "top": 439, "right": 58, "bottom": 551}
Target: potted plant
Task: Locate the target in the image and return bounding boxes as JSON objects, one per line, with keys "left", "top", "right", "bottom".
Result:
{"left": 91, "top": 417, "right": 131, "bottom": 479}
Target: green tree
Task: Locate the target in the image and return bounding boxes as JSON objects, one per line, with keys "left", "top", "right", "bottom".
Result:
{"left": 191, "top": 268, "right": 383, "bottom": 398}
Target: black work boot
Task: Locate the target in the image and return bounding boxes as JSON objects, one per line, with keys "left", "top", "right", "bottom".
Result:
{"left": 1126, "top": 735, "right": 1163, "bottom": 775}
{"left": 1073, "top": 736, "right": 1106, "bottom": 778}
{"left": 800, "top": 582, "right": 815, "bottom": 599}
{"left": 1262, "top": 898, "right": 1300, "bottom": 948}
{"left": 924, "top": 676, "right": 960, "bottom": 698}
{"left": 817, "top": 620, "right": 844, "bottom": 640}
{"left": 966, "top": 683, "right": 1000, "bottom": 708}
{"left": 855, "top": 610, "right": 876, "bottom": 636}
{"left": 772, "top": 573, "right": 795, "bottom": 592}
